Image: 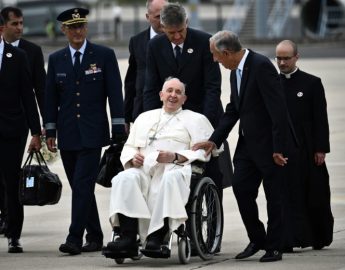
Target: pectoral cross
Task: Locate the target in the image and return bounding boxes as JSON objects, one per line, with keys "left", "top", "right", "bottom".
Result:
{"left": 148, "top": 135, "right": 157, "bottom": 145}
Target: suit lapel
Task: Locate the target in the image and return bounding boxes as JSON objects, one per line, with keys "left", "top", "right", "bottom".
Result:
{"left": 161, "top": 36, "right": 178, "bottom": 71}
{"left": 62, "top": 46, "right": 74, "bottom": 78}
{"left": 79, "top": 41, "right": 95, "bottom": 78}
{"left": 238, "top": 51, "right": 252, "bottom": 105}
{"left": 0, "top": 43, "right": 14, "bottom": 76}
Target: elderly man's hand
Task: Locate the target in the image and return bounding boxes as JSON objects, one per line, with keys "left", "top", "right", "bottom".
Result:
{"left": 273, "top": 153, "right": 288, "bottom": 166}
{"left": 192, "top": 141, "right": 216, "bottom": 156}
{"left": 131, "top": 153, "right": 145, "bottom": 168}
{"left": 157, "top": 151, "right": 175, "bottom": 163}
{"left": 314, "top": 152, "right": 326, "bottom": 166}
{"left": 46, "top": 137, "right": 57, "bottom": 153}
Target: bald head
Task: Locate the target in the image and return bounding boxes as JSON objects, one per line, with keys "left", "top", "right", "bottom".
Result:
{"left": 146, "top": 0, "right": 167, "bottom": 33}
{"left": 275, "top": 40, "right": 299, "bottom": 74}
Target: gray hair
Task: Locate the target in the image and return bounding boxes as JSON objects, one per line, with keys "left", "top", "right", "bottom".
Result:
{"left": 210, "top": 30, "right": 242, "bottom": 53}
{"left": 160, "top": 2, "right": 187, "bottom": 27}
{"left": 163, "top": 76, "right": 186, "bottom": 94}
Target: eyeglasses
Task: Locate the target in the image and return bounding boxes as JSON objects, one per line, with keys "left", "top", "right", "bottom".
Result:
{"left": 275, "top": 56, "right": 295, "bottom": 62}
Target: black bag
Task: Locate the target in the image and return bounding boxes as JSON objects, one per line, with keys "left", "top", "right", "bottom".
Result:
{"left": 96, "top": 143, "right": 124, "bottom": 188}
{"left": 19, "top": 151, "right": 62, "bottom": 206}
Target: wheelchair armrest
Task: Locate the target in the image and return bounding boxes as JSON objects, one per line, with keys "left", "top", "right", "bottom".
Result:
{"left": 191, "top": 160, "right": 207, "bottom": 177}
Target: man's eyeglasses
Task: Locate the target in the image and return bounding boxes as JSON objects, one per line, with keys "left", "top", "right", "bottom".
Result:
{"left": 275, "top": 56, "right": 295, "bottom": 62}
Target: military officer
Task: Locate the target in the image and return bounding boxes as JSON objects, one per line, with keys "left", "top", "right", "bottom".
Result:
{"left": 44, "top": 8, "right": 126, "bottom": 255}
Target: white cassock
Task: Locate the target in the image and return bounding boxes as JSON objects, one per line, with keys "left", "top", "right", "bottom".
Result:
{"left": 109, "top": 108, "right": 217, "bottom": 241}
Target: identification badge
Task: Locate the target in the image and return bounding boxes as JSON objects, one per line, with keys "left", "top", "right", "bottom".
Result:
{"left": 26, "top": 176, "right": 35, "bottom": 188}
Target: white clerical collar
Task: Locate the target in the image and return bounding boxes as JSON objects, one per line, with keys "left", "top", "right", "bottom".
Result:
{"left": 162, "top": 107, "right": 182, "bottom": 116}
{"left": 237, "top": 48, "right": 249, "bottom": 72}
{"left": 69, "top": 39, "right": 87, "bottom": 60}
{"left": 150, "top": 27, "right": 159, "bottom": 39}
{"left": 281, "top": 67, "right": 298, "bottom": 79}
{"left": 11, "top": 39, "right": 20, "bottom": 47}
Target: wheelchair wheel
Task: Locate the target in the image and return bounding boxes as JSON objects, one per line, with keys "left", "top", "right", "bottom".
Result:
{"left": 114, "top": 258, "right": 125, "bottom": 264}
{"left": 190, "top": 177, "right": 223, "bottom": 260}
{"left": 178, "top": 237, "right": 191, "bottom": 264}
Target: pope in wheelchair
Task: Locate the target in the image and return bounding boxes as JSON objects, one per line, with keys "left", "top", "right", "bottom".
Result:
{"left": 103, "top": 77, "right": 222, "bottom": 263}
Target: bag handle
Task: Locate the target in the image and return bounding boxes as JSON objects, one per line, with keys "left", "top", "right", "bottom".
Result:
{"left": 23, "top": 150, "right": 49, "bottom": 168}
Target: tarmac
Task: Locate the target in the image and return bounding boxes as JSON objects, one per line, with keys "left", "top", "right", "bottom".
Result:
{"left": 0, "top": 50, "right": 345, "bottom": 270}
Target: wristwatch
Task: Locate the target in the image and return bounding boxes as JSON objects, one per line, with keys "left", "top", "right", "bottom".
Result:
{"left": 173, "top": 153, "right": 179, "bottom": 164}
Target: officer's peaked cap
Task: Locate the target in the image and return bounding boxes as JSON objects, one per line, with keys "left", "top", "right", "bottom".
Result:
{"left": 57, "top": 8, "right": 89, "bottom": 25}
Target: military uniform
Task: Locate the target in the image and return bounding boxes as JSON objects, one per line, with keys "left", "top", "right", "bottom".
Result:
{"left": 45, "top": 8, "right": 125, "bottom": 254}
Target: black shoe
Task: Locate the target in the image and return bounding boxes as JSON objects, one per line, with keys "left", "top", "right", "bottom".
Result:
{"left": 106, "top": 235, "right": 137, "bottom": 252}
{"left": 235, "top": 242, "right": 261, "bottom": 259}
{"left": 145, "top": 236, "right": 162, "bottom": 250}
{"left": 259, "top": 250, "right": 282, "bottom": 262}
{"left": 145, "top": 225, "right": 169, "bottom": 251}
{"left": 59, "top": 242, "right": 81, "bottom": 255}
{"left": 282, "top": 247, "right": 294, "bottom": 253}
{"left": 0, "top": 219, "right": 7, "bottom": 235}
{"left": 81, "top": 241, "right": 103, "bottom": 252}
{"left": 313, "top": 245, "right": 325, "bottom": 250}
{"left": 8, "top": 238, "right": 23, "bottom": 253}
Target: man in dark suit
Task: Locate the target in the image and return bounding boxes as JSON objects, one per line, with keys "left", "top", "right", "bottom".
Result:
{"left": 1, "top": 7, "right": 45, "bottom": 116}
{"left": 193, "top": 30, "right": 289, "bottom": 262}
{"left": 0, "top": 7, "right": 46, "bottom": 235}
{"left": 124, "top": 0, "right": 167, "bottom": 130}
{"left": 275, "top": 40, "right": 333, "bottom": 251}
{"left": 44, "top": 8, "right": 126, "bottom": 255}
{"left": 0, "top": 14, "right": 42, "bottom": 253}
{"left": 143, "top": 2, "right": 232, "bottom": 196}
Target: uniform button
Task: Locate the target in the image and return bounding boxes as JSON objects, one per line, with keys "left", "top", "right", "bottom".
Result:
{"left": 77, "top": 114, "right": 80, "bottom": 118}
{"left": 76, "top": 92, "right": 80, "bottom": 96}
{"left": 76, "top": 104, "right": 80, "bottom": 107}
{"left": 76, "top": 81, "right": 80, "bottom": 85}
{"left": 93, "top": 77, "right": 96, "bottom": 81}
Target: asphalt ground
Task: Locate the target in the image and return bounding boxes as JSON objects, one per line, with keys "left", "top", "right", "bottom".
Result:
{"left": 0, "top": 51, "right": 344, "bottom": 270}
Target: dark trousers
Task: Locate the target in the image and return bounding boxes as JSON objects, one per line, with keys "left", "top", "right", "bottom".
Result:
{"left": 0, "top": 175, "right": 7, "bottom": 222}
{"left": 0, "top": 133, "right": 28, "bottom": 239}
{"left": 232, "top": 137, "right": 284, "bottom": 251}
{"left": 60, "top": 148, "right": 103, "bottom": 247}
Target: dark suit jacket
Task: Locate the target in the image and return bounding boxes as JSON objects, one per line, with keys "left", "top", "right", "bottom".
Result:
{"left": 144, "top": 27, "right": 223, "bottom": 128}
{"left": 210, "top": 50, "right": 288, "bottom": 167}
{"left": 124, "top": 28, "right": 150, "bottom": 123}
{"left": 0, "top": 42, "right": 41, "bottom": 138}
{"left": 18, "top": 38, "right": 46, "bottom": 116}
{"left": 44, "top": 41, "right": 124, "bottom": 150}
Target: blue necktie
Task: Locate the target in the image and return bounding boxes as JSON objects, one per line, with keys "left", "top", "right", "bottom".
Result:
{"left": 74, "top": 51, "right": 81, "bottom": 75}
{"left": 236, "top": 68, "right": 242, "bottom": 94}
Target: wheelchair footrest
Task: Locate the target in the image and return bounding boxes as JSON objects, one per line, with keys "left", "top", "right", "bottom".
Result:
{"left": 140, "top": 246, "right": 171, "bottom": 258}
{"left": 102, "top": 246, "right": 139, "bottom": 259}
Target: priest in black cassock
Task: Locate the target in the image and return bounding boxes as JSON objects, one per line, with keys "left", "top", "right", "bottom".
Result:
{"left": 275, "top": 40, "right": 333, "bottom": 252}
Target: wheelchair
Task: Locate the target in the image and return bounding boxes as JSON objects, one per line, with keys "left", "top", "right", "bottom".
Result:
{"left": 102, "top": 162, "right": 223, "bottom": 264}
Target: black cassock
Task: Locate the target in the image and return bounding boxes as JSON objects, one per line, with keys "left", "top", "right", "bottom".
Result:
{"left": 281, "top": 69, "right": 333, "bottom": 249}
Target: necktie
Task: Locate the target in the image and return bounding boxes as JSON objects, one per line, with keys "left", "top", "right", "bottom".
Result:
{"left": 174, "top": 46, "right": 181, "bottom": 66}
{"left": 74, "top": 51, "right": 81, "bottom": 75}
{"left": 236, "top": 68, "right": 242, "bottom": 94}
